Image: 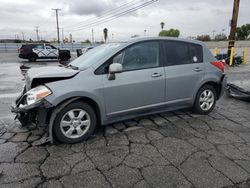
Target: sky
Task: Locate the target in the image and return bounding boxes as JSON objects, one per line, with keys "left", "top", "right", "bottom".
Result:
{"left": 0, "top": 0, "right": 249, "bottom": 42}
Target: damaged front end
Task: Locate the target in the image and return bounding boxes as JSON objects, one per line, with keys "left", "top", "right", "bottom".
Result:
{"left": 11, "top": 85, "right": 54, "bottom": 128}
{"left": 11, "top": 66, "right": 80, "bottom": 144}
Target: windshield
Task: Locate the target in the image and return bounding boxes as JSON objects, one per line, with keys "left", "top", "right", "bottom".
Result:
{"left": 70, "top": 43, "right": 123, "bottom": 69}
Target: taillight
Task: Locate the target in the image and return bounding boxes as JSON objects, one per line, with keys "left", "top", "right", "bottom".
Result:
{"left": 210, "top": 61, "right": 224, "bottom": 72}
{"left": 19, "top": 48, "right": 24, "bottom": 54}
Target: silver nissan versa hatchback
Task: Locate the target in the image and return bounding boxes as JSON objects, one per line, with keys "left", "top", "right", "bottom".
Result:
{"left": 12, "top": 37, "right": 226, "bottom": 143}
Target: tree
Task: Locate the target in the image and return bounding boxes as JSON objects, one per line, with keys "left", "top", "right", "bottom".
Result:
{"left": 236, "top": 24, "right": 250, "bottom": 40}
{"left": 103, "top": 28, "right": 108, "bottom": 43}
{"left": 196, "top": 35, "right": 211, "bottom": 41}
{"left": 84, "top": 39, "right": 91, "bottom": 43}
{"left": 160, "top": 22, "right": 165, "bottom": 30}
{"left": 131, "top": 34, "right": 140, "bottom": 38}
{"left": 159, "top": 29, "right": 180, "bottom": 37}
{"left": 214, "top": 33, "right": 227, "bottom": 41}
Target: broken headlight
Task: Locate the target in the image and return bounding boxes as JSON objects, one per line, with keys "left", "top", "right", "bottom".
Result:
{"left": 26, "top": 85, "right": 52, "bottom": 106}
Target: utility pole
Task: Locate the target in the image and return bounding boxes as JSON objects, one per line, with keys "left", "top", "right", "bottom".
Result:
{"left": 52, "top": 8, "right": 61, "bottom": 43}
{"left": 21, "top": 32, "right": 25, "bottom": 41}
{"left": 212, "top": 30, "right": 216, "bottom": 39}
{"left": 61, "top": 28, "right": 64, "bottom": 43}
{"left": 91, "top": 28, "right": 94, "bottom": 44}
{"left": 35, "top": 26, "right": 40, "bottom": 41}
{"left": 228, "top": 0, "right": 240, "bottom": 57}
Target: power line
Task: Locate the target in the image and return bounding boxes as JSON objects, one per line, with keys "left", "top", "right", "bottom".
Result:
{"left": 66, "top": 0, "right": 157, "bottom": 32}
{"left": 63, "top": 0, "right": 139, "bottom": 29}
{"left": 52, "top": 8, "right": 61, "bottom": 43}
{"left": 70, "top": 0, "right": 156, "bottom": 31}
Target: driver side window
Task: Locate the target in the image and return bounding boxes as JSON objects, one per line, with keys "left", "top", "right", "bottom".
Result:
{"left": 113, "top": 41, "right": 159, "bottom": 71}
{"left": 46, "top": 44, "right": 56, "bottom": 49}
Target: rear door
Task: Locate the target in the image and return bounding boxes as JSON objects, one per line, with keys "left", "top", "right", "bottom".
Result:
{"left": 33, "top": 44, "right": 46, "bottom": 57}
{"left": 163, "top": 41, "right": 204, "bottom": 105}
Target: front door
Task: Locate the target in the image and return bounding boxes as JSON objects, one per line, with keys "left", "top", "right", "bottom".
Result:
{"left": 103, "top": 41, "right": 165, "bottom": 118}
{"left": 44, "top": 44, "right": 58, "bottom": 57}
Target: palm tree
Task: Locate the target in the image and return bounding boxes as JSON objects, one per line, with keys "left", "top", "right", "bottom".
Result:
{"left": 160, "top": 22, "right": 165, "bottom": 30}
{"left": 103, "top": 28, "right": 108, "bottom": 43}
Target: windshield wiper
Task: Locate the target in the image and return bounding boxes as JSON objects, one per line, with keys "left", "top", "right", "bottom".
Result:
{"left": 66, "top": 64, "right": 79, "bottom": 70}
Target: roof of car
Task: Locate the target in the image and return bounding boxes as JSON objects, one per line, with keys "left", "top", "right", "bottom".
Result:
{"left": 124, "top": 37, "right": 205, "bottom": 46}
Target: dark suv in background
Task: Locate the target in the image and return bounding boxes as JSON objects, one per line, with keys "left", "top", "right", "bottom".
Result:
{"left": 19, "top": 43, "right": 71, "bottom": 62}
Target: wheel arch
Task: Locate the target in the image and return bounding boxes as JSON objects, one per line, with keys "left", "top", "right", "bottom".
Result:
{"left": 28, "top": 52, "right": 38, "bottom": 58}
{"left": 48, "top": 96, "right": 102, "bottom": 143}
{"left": 199, "top": 81, "right": 220, "bottom": 99}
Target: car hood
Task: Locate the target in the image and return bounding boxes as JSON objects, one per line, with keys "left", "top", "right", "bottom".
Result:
{"left": 25, "top": 66, "right": 80, "bottom": 90}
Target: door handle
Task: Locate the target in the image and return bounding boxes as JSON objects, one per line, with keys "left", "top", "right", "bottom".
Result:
{"left": 194, "top": 67, "right": 202, "bottom": 72}
{"left": 151, "top": 73, "right": 162, "bottom": 78}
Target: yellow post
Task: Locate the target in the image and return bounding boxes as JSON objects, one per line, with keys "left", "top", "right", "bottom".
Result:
{"left": 214, "top": 48, "right": 218, "bottom": 57}
{"left": 229, "top": 47, "right": 234, "bottom": 66}
{"left": 243, "top": 48, "right": 247, "bottom": 64}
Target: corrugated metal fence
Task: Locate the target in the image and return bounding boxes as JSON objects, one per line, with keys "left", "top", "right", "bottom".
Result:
{"left": 0, "top": 43, "right": 96, "bottom": 53}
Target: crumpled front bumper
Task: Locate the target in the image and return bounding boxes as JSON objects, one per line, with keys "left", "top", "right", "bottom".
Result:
{"left": 11, "top": 100, "right": 44, "bottom": 113}
{"left": 11, "top": 88, "right": 53, "bottom": 127}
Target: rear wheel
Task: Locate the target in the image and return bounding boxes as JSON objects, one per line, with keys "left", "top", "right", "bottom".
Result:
{"left": 193, "top": 85, "right": 217, "bottom": 114}
{"left": 60, "top": 54, "right": 70, "bottom": 61}
{"left": 28, "top": 54, "right": 37, "bottom": 62}
{"left": 53, "top": 101, "right": 97, "bottom": 143}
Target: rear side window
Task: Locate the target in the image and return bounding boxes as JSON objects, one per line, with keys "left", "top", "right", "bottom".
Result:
{"left": 189, "top": 43, "right": 203, "bottom": 63}
{"left": 35, "top": 44, "right": 44, "bottom": 49}
{"left": 164, "top": 41, "right": 203, "bottom": 66}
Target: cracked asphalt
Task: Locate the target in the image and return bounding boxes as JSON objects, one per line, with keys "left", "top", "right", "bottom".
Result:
{"left": 1, "top": 53, "right": 250, "bottom": 188}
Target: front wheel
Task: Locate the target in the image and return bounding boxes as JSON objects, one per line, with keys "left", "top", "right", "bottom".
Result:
{"left": 193, "top": 85, "right": 217, "bottom": 114}
{"left": 53, "top": 101, "right": 97, "bottom": 143}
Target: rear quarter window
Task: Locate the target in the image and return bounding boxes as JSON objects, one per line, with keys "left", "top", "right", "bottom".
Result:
{"left": 189, "top": 43, "right": 203, "bottom": 63}
{"left": 164, "top": 41, "right": 203, "bottom": 66}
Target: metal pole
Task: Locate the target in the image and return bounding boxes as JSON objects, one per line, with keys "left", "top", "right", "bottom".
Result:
{"left": 21, "top": 32, "right": 25, "bottom": 41}
{"left": 91, "top": 28, "right": 94, "bottom": 44}
{"left": 212, "top": 30, "right": 216, "bottom": 39}
{"left": 229, "top": 47, "right": 235, "bottom": 66}
{"left": 243, "top": 48, "right": 247, "bottom": 64}
{"left": 35, "top": 26, "right": 39, "bottom": 41}
{"left": 214, "top": 48, "right": 218, "bottom": 57}
{"left": 228, "top": 0, "right": 240, "bottom": 57}
{"left": 52, "top": 8, "right": 61, "bottom": 43}
{"left": 61, "top": 28, "right": 64, "bottom": 43}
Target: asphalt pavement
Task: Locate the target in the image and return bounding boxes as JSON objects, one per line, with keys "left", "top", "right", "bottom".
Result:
{"left": 0, "top": 53, "right": 250, "bottom": 188}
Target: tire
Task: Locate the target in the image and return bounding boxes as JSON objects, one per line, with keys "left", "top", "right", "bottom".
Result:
{"left": 193, "top": 85, "right": 217, "bottom": 115}
{"left": 60, "top": 54, "right": 70, "bottom": 61}
{"left": 53, "top": 101, "right": 97, "bottom": 143}
{"left": 28, "top": 54, "right": 37, "bottom": 62}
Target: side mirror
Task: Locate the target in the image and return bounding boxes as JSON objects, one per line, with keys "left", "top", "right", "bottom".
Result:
{"left": 109, "top": 63, "right": 123, "bottom": 74}
{"left": 108, "top": 63, "right": 122, "bottom": 80}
